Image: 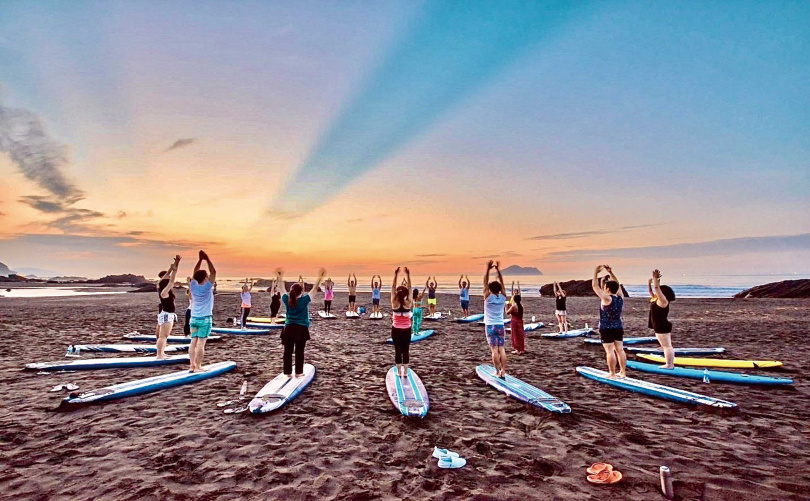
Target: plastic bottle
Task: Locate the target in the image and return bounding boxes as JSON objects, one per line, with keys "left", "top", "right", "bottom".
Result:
{"left": 240, "top": 380, "right": 248, "bottom": 398}
{"left": 660, "top": 466, "right": 674, "bottom": 499}
{"left": 703, "top": 369, "right": 710, "bottom": 384}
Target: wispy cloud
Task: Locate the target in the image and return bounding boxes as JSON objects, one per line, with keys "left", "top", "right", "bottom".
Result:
{"left": 416, "top": 253, "right": 446, "bottom": 257}
{"left": 543, "top": 233, "right": 810, "bottom": 262}
{"left": 526, "top": 223, "right": 667, "bottom": 241}
{"left": 164, "top": 138, "right": 197, "bottom": 152}
{"left": 471, "top": 251, "right": 521, "bottom": 259}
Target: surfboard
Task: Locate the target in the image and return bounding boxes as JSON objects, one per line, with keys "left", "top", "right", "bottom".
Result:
{"left": 67, "top": 344, "right": 188, "bottom": 354}
{"left": 626, "top": 347, "right": 725, "bottom": 356}
{"left": 508, "top": 322, "right": 545, "bottom": 332}
{"left": 455, "top": 313, "right": 484, "bottom": 323}
{"left": 475, "top": 364, "right": 571, "bottom": 413}
{"left": 62, "top": 361, "right": 237, "bottom": 404}
{"left": 26, "top": 355, "right": 191, "bottom": 371}
{"left": 122, "top": 334, "right": 222, "bottom": 343}
{"left": 625, "top": 361, "right": 793, "bottom": 385}
{"left": 423, "top": 312, "right": 443, "bottom": 321}
{"left": 386, "top": 330, "right": 435, "bottom": 344}
{"left": 247, "top": 316, "right": 285, "bottom": 324}
{"left": 346, "top": 311, "right": 361, "bottom": 318}
{"left": 317, "top": 311, "right": 337, "bottom": 319}
{"left": 369, "top": 312, "right": 384, "bottom": 320}
{"left": 583, "top": 336, "right": 658, "bottom": 345}
{"left": 248, "top": 364, "right": 316, "bottom": 414}
{"left": 637, "top": 354, "right": 783, "bottom": 369}
{"left": 211, "top": 327, "right": 272, "bottom": 335}
{"left": 576, "top": 366, "right": 737, "bottom": 408}
{"left": 244, "top": 322, "right": 284, "bottom": 329}
{"left": 385, "top": 367, "right": 429, "bottom": 418}
{"left": 541, "top": 328, "right": 594, "bottom": 339}
{"left": 478, "top": 318, "right": 511, "bottom": 326}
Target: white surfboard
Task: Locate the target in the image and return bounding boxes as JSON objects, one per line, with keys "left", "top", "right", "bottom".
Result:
{"left": 248, "top": 364, "right": 316, "bottom": 414}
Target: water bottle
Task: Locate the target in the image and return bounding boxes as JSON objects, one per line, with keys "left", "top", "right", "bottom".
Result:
{"left": 240, "top": 380, "right": 248, "bottom": 398}
{"left": 531, "top": 315, "right": 536, "bottom": 323}
{"left": 660, "top": 466, "right": 674, "bottom": 499}
{"left": 584, "top": 322, "right": 589, "bottom": 329}
{"left": 703, "top": 369, "right": 710, "bottom": 384}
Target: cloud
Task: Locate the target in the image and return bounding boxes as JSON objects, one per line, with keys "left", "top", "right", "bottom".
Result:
{"left": 164, "top": 138, "right": 197, "bottom": 152}
{"left": 471, "top": 251, "right": 521, "bottom": 259}
{"left": 117, "top": 211, "right": 127, "bottom": 218}
{"left": 416, "top": 253, "right": 446, "bottom": 257}
{"left": 543, "top": 233, "right": 810, "bottom": 262}
{"left": 526, "top": 223, "right": 667, "bottom": 241}
{"left": 19, "top": 195, "right": 68, "bottom": 213}
{"left": 19, "top": 195, "right": 105, "bottom": 232}
{"left": 0, "top": 102, "right": 83, "bottom": 202}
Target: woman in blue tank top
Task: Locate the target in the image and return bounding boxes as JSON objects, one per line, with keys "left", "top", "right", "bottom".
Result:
{"left": 458, "top": 274, "right": 471, "bottom": 316}
{"left": 591, "top": 264, "right": 627, "bottom": 378}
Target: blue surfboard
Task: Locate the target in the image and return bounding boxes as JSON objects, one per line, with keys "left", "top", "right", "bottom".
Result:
{"left": 541, "top": 328, "right": 594, "bottom": 339}
{"left": 626, "top": 361, "right": 793, "bottom": 385}
{"left": 386, "top": 330, "right": 435, "bottom": 344}
{"left": 385, "top": 367, "right": 429, "bottom": 418}
{"left": 584, "top": 336, "right": 658, "bottom": 345}
{"left": 476, "top": 364, "right": 571, "bottom": 413}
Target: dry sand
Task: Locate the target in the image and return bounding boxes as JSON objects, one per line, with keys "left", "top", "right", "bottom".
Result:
{"left": 0, "top": 291, "right": 808, "bottom": 500}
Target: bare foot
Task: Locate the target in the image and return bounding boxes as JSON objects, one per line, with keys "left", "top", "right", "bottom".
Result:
{"left": 295, "top": 373, "right": 305, "bottom": 379}
{"left": 607, "top": 373, "right": 617, "bottom": 379}
{"left": 660, "top": 364, "right": 675, "bottom": 369}
{"left": 618, "top": 372, "right": 627, "bottom": 378}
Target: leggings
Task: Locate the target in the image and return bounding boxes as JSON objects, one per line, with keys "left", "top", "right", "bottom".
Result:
{"left": 184, "top": 309, "right": 191, "bottom": 335}
{"left": 411, "top": 307, "right": 423, "bottom": 335}
{"left": 324, "top": 300, "right": 332, "bottom": 314}
{"left": 241, "top": 307, "right": 251, "bottom": 326}
{"left": 391, "top": 327, "right": 411, "bottom": 364}
{"left": 283, "top": 337, "right": 308, "bottom": 375}
{"left": 270, "top": 302, "right": 280, "bottom": 318}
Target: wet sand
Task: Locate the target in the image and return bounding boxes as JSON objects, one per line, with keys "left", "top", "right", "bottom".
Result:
{"left": 0, "top": 291, "right": 808, "bottom": 500}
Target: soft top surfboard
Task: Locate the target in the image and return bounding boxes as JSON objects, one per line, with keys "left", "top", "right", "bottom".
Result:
{"left": 249, "top": 364, "right": 316, "bottom": 414}
{"left": 626, "top": 347, "right": 725, "bottom": 356}
{"left": 346, "top": 311, "right": 361, "bottom": 318}
{"left": 369, "top": 312, "right": 384, "bottom": 320}
{"left": 62, "top": 361, "right": 237, "bottom": 405}
{"left": 317, "top": 311, "right": 337, "bottom": 319}
{"left": 541, "top": 328, "right": 594, "bottom": 339}
{"left": 637, "top": 354, "right": 783, "bottom": 369}
{"left": 476, "top": 364, "right": 571, "bottom": 413}
{"left": 123, "top": 334, "right": 222, "bottom": 343}
{"left": 625, "top": 361, "right": 793, "bottom": 385}
{"left": 423, "top": 312, "right": 443, "bottom": 321}
{"left": 584, "top": 336, "right": 658, "bottom": 345}
{"left": 455, "top": 313, "right": 484, "bottom": 323}
{"left": 68, "top": 344, "right": 188, "bottom": 354}
{"left": 246, "top": 316, "right": 285, "bottom": 324}
{"left": 576, "top": 366, "right": 737, "bottom": 408}
{"left": 508, "top": 322, "right": 545, "bottom": 332}
{"left": 386, "top": 330, "right": 435, "bottom": 344}
{"left": 26, "top": 355, "right": 191, "bottom": 371}
{"left": 478, "top": 318, "right": 511, "bottom": 326}
{"left": 211, "top": 327, "right": 272, "bottom": 335}
{"left": 385, "top": 367, "right": 429, "bottom": 418}
{"left": 244, "top": 322, "right": 284, "bottom": 329}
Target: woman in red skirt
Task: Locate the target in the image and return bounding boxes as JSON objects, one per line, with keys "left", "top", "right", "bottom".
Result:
{"left": 506, "top": 288, "right": 525, "bottom": 355}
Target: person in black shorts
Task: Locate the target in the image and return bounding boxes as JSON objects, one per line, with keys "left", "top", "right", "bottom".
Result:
{"left": 648, "top": 269, "right": 676, "bottom": 368}
{"left": 347, "top": 273, "right": 358, "bottom": 313}
{"left": 591, "top": 264, "right": 626, "bottom": 378}
{"left": 553, "top": 281, "right": 568, "bottom": 333}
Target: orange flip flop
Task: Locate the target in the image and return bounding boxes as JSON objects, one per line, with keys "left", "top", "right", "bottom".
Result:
{"left": 586, "top": 462, "right": 613, "bottom": 475}
{"left": 587, "top": 470, "right": 623, "bottom": 485}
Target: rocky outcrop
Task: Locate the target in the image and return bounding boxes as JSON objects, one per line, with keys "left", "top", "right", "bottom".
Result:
{"left": 733, "top": 279, "right": 810, "bottom": 299}
{"left": 88, "top": 274, "right": 148, "bottom": 284}
{"left": 0, "top": 262, "right": 14, "bottom": 277}
{"left": 539, "top": 278, "right": 629, "bottom": 297}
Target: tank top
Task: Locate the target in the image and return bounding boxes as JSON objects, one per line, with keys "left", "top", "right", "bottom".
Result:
{"left": 271, "top": 291, "right": 281, "bottom": 306}
{"left": 157, "top": 279, "right": 176, "bottom": 313}
{"left": 325, "top": 287, "right": 334, "bottom": 300}
{"left": 372, "top": 288, "right": 381, "bottom": 300}
{"left": 484, "top": 293, "right": 506, "bottom": 326}
{"left": 428, "top": 287, "right": 436, "bottom": 299}
{"left": 460, "top": 288, "right": 470, "bottom": 301}
{"left": 392, "top": 303, "right": 412, "bottom": 329}
{"left": 599, "top": 295, "right": 623, "bottom": 330}
{"left": 555, "top": 296, "right": 566, "bottom": 311}
{"left": 648, "top": 301, "right": 672, "bottom": 333}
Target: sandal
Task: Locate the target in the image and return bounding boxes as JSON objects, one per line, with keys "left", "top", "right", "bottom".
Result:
{"left": 586, "top": 462, "right": 613, "bottom": 475}
{"left": 587, "top": 470, "right": 623, "bottom": 484}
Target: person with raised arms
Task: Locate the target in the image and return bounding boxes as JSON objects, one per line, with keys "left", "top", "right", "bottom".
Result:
{"left": 591, "top": 264, "right": 626, "bottom": 378}
{"left": 277, "top": 267, "right": 326, "bottom": 378}
{"left": 323, "top": 277, "right": 335, "bottom": 315}
{"left": 347, "top": 273, "right": 358, "bottom": 313}
{"left": 156, "top": 255, "right": 181, "bottom": 359}
{"left": 390, "top": 267, "right": 413, "bottom": 377}
{"left": 458, "top": 274, "right": 471, "bottom": 317}
{"left": 371, "top": 274, "right": 383, "bottom": 315}
{"left": 506, "top": 282, "right": 525, "bottom": 355}
{"left": 426, "top": 276, "right": 438, "bottom": 316}
{"left": 483, "top": 261, "right": 508, "bottom": 378}
{"left": 189, "top": 250, "right": 217, "bottom": 372}
{"left": 648, "top": 269, "right": 677, "bottom": 369}
{"left": 411, "top": 286, "right": 426, "bottom": 336}
{"left": 553, "top": 281, "right": 568, "bottom": 333}
{"left": 183, "top": 277, "right": 193, "bottom": 337}
{"left": 270, "top": 278, "right": 282, "bottom": 320}
{"left": 240, "top": 278, "right": 253, "bottom": 330}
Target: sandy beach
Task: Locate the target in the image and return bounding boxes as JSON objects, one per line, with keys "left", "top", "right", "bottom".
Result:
{"left": 0, "top": 290, "right": 808, "bottom": 500}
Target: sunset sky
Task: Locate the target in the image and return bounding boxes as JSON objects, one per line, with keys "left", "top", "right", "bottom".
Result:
{"left": 1, "top": 1, "right": 808, "bottom": 282}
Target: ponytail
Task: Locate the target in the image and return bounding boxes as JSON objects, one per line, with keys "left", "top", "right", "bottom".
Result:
{"left": 396, "top": 286, "right": 409, "bottom": 306}
{"left": 514, "top": 294, "right": 523, "bottom": 317}
{"left": 289, "top": 283, "right": 303, "bottom": 308}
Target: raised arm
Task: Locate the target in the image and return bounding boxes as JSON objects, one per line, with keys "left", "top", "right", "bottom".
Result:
{"left": 193, "top": 251, "right": 203, "bottom": 275}
{"left": 483, "top": 260, "right": 493, "bottom": 297}
{"left": 465, "top": 275, "right": 470, "bottom": 288}
{"left": 604, "top": 265, "right": 623, "bottom": 297}
{"left": 160, "top": 255, "right": 181, "bottom": 298}
{"left": 458, "top": 275, "right": 463, "bottom": 289}
{"left": 647, "top": 277, "right": 654, "bottom": 298}
{"left": 652, "top": 269, "right": 668, "bottom": 308}
{"left": 495, "top": 262, "right": 505, "bottom": 294}
{"left": 307, "top": 268, "right": 327, "bottom": 299}
{"left": 592, "top": 265, "right": 610, "bottom": 301}
{"left": 199, "top": 250, "right": 216, "bottom": 283}
{"left": 391, "top": 267, "right": 399, "bottom": 304}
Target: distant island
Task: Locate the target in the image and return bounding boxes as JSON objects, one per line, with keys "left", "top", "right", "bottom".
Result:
{"left": 500, "top": 265, "right": 542, "bottom": 276}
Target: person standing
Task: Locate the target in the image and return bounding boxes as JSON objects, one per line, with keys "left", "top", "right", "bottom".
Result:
{"left": 270, "top": 278, "right": 282, "bottom": 319}
{"left": 506, "top": 285, "right": 525, "bottom": 355}
{"left": 426, "top": 276, "right": 438, "bottom": 316}
{"left": 371, "top": 274, "right": 383, "bottom": 315}
{"left": 240, "top": 279, "right": 253, "bottom": 329}
{"left": 277, "top": 267, "right": 326, "bottom": 378}
{"left": 591, "top": 264, "right": 626, "bottom": 378}
{"left": 390, "top": 267, "right": 413, "bottom": 377}
{"left": 458, "top": 275, "right": 471, "bottom": 317}
{"left": 348, "top": 273, "right": 358, "bottom": 313}
{"left": 183, "top": 277, "right": 193, "bottom": 337}
{"left": 323, "top": 278, "right": 335, "bottom": 315}
{"left": 156, "top": 255, "right": 181, "bottom": 359}
{"left": 648, "top": 269, "right": 677, "bottom": 368}
{"left": 188, "top": 250, "right": 216, "bottom": 372}
{"left": 483, "top": 261, "right": 508, "bottom": 378}
{"left": 553, "top": 281, "right": 568, "bottom": 333}
{"left": 411, "top": 287, "right": 425, "bottom": 336}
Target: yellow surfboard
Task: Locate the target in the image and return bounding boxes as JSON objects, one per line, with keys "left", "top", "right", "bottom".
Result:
{"left": 637, "top": 354, "right": 782, "bottom": 369}
{"left": 246, "top": 316, "right": 285, "bottom": 324}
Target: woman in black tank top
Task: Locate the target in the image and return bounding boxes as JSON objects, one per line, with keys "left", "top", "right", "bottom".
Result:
{"left": 553, "top": 281, "right": 568, "bottom": 333}
{"left": 156, "top": 255, "right": 181, "bottom": 359}
{"left": 648, "top": 269, "right": 676, "bottom": 369}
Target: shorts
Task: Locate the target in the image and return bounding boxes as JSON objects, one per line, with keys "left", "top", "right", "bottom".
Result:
{"left": 190, "top": 316, "right": 213, "bottom": 338}
{"left": 157, "top": 312, "right": 178, "bottom": 326}
{"left": 372, "top": 298, "right": 380, "bottom": 306}
{"left": 485, "top": 324, "right": 505, "bottom": 347}
{"left": 460, "top": 300, "right": 470, "bottom": 310}
{"left": 427, "top": 298, "right": 437, "bottom": 306}
{"left": 555, "top": 310, "right": 567, "bottom": 316}
{"left": 600, "top": 328, "right": 624, "bottom": 344}
{"left": 349, "top": 295, "right": 357, "bottom": 303}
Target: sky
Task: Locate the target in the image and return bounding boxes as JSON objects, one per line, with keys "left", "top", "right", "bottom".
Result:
{"left": 0, "top": 0, "right": 808, "bottom": 282}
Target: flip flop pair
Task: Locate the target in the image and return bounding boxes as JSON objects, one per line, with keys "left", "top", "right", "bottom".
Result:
{"left": 586, "top": 463, "right": 622, "bottom": 484}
